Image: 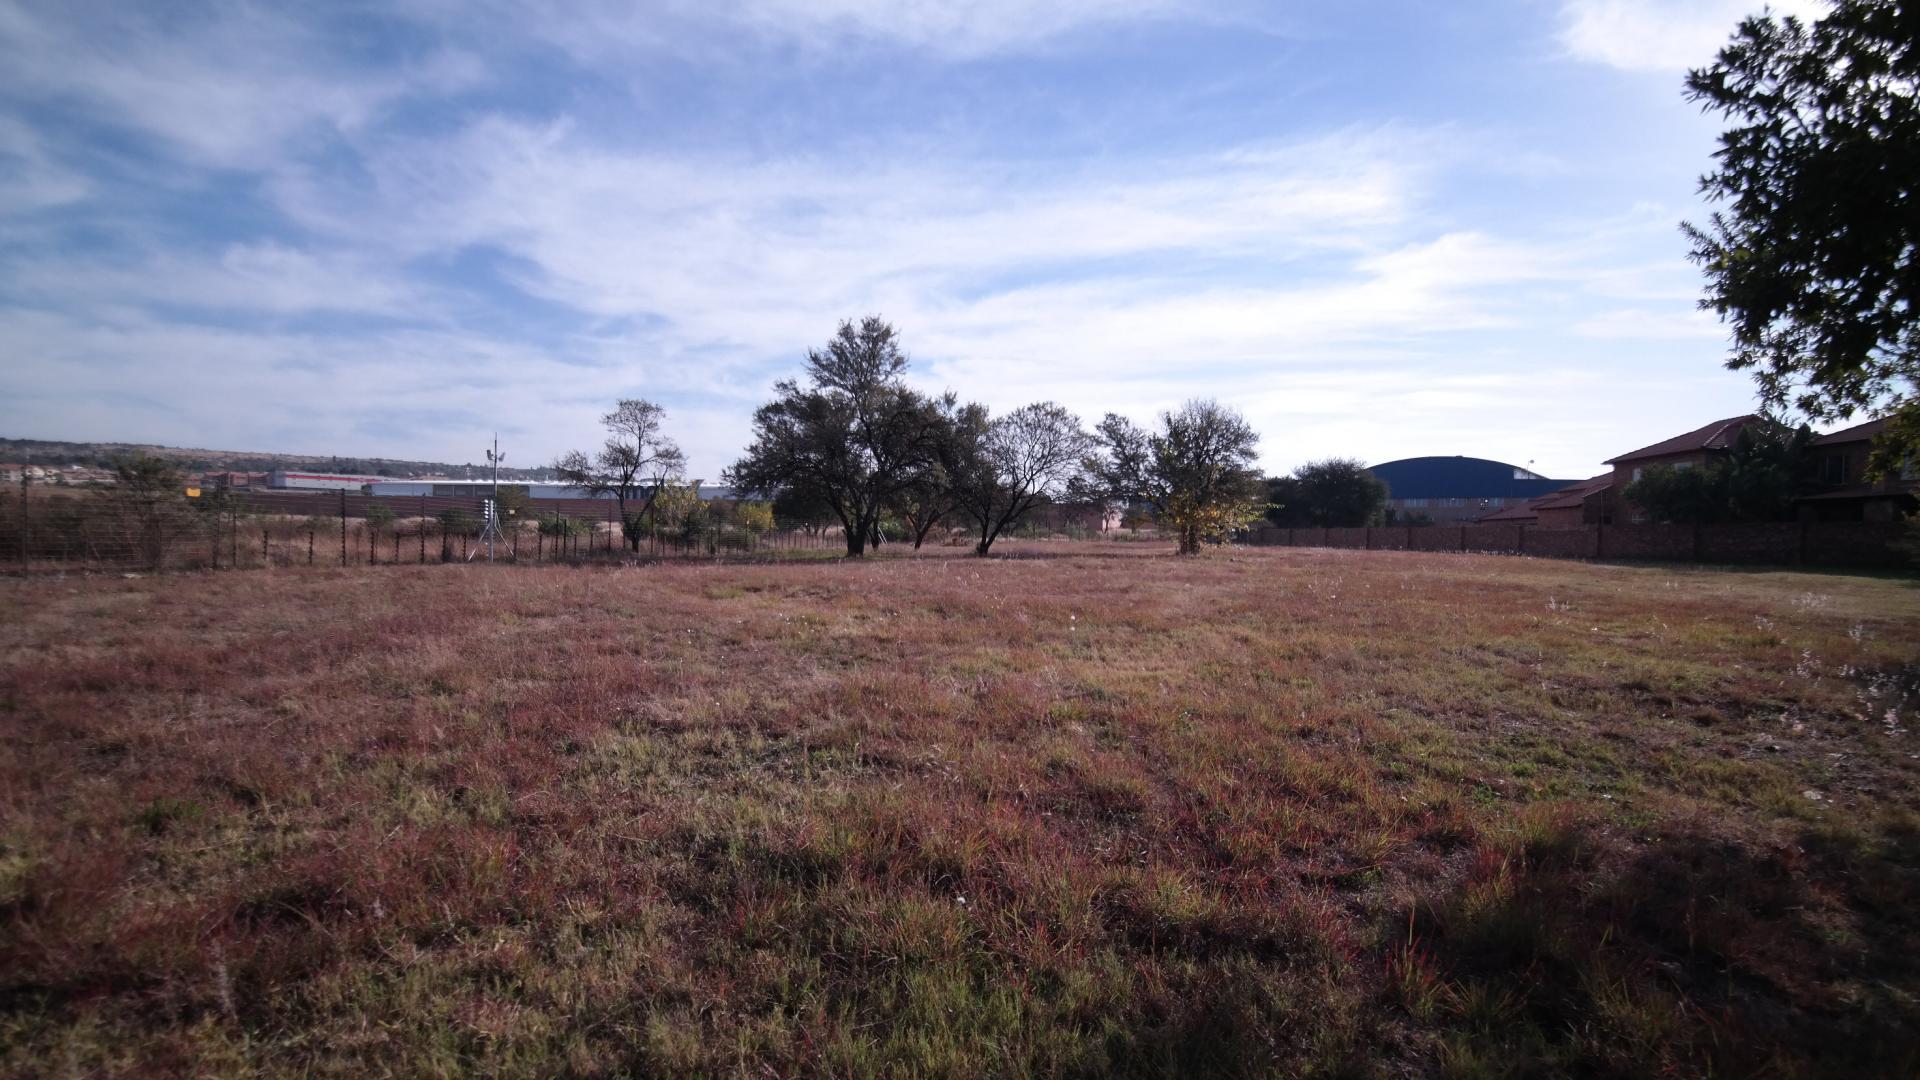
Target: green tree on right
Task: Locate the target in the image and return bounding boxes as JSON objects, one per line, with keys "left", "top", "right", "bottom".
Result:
{"left": 1686, "top": 0, "right": 1919, "bottom": 475}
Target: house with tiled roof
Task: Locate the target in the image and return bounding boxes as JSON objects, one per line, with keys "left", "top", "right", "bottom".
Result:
{"left": 1604, "top": 414, "right": 1774, "bottom": 523}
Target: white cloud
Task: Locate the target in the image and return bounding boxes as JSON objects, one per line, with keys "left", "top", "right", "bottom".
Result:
{"left": 0, "top": 115, "right": 87, "bottom": 214}
{"left": 0, "top": 1, "right": 481, "bottom": 168}
{"left": 4, "top": 243, "right": 427, "bottom": 317}
{"left": 1572, "top": 306, "right": 1725, "bottom": 339}
{"left": 399, "top": 0, "right": 1247, "bottom": 65}
{"left": 1559, "top": 0, "right": 1828, "bottom": 73}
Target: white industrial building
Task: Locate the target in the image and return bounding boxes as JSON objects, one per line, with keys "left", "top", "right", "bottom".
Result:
{"left": 365, "top": 479, "right": 739, "bottom": 501}
{"left": 268, "top": 470, "right": 396, "bottom": 491}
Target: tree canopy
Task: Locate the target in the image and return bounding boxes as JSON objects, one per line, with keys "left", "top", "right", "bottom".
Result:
{"left": 1083, "top": 400, "right": 1265, "bottom": 555}
{"left": 1685, "top": 0, "right": 1920, "bottom": 471}
{"left": 1265, "top": 458, "right": 1389, "bottom": 528}
{"left": 726, "top": 317, "right": 947, "bottom": 556}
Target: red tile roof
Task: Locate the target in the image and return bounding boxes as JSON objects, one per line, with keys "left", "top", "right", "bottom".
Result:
{"left": 1529, "top": 474, "right": 1612, "bottom": 510}
{"left": 1811, "top": 417, "right": 1886, "bottom": 445}
{"left": 1475, "top": 474, "right": 1611, "bottom": 522}
{"left": 1604, "top": 415, "right": 1762, "bottom": 464}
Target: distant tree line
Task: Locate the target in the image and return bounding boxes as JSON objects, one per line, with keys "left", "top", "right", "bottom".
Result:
{"left": 556, "top": 317, "right": 1268, "bottom": 558}
{"left": 0, "top": 438, "right": 562, "bottom": 482}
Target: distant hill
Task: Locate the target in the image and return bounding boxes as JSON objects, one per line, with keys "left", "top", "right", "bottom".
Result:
{"left": 0, "top": 438, "right": 563, "bottom": 482}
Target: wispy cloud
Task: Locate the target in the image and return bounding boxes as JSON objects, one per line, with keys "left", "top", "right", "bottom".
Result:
{"left": 1558, "top": 0, "right": 1828, "bottom": 73}
{"left": 0, "top": 1, "right": 1763, "bottom": 479}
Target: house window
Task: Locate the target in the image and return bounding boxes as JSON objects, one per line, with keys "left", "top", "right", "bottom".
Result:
{"left": 1821, "top": 455, "right": 1846, "bottom": 485}
{"left": 1401, "top": 498, "right": 1427, "bottom": 508}
{"left": 1632, "top": 467, "right": 1643, "bottom": 481}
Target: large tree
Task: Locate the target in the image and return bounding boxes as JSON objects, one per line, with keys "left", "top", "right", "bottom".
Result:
{"left": 1265, "top": 458, "right": 1389, "bottom": 528}
{"left": 1685, "top": 0, "right": 1920, "bottom": 472}
{"left": 948, "top": 401, "right": 1094, "bottom": 556}
{"left": 726, "top": 317, "right": 946, "bottom": 557}
{"left": 554, "top": 399, "right": 685, "bottom": 550}
{"left": 1083, "top": 399, "right": 1265, "bottom": 555}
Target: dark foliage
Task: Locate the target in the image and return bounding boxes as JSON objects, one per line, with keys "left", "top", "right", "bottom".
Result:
{"left": 1266, "top": 458, "right": 1390, "bottom": 528}
{"left": 1685, "top": 0, "right": 1920, "bottom": 472}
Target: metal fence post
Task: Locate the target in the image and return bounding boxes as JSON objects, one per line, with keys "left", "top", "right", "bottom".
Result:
{"left": 419, "top": 495, "right": 427, "bottom": 563}
{"left": 339, "top": 490, "right": 347, "bottom": 567}
{"left": 18, "top": 474, "right": 29, "bottom": 574}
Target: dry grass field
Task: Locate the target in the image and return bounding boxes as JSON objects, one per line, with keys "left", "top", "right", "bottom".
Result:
{"left": 2, "top": 544, "right": 1918, "bottom": 1077}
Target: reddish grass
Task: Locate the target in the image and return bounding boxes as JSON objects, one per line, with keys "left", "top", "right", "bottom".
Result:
{"left": 1, "top": 544, "right": 1917, "bottom": 1077}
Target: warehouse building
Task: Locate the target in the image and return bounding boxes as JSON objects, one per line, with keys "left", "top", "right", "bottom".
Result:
{"left": 1366, "top": 457, "right": 1574, "bottom": 524}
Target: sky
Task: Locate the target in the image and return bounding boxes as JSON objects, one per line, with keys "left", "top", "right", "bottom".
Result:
{"left": 0, "top": 0, "right": 1830, "bottom": 481}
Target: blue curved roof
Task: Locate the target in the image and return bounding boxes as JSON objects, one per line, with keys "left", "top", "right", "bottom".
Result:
{"left": 1367, "top": 456, "right": 1573, "bottom": 500}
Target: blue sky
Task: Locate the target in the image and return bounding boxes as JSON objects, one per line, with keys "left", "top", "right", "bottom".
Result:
{"left": 0, "top": 0, "right": 1825, "bottom": 480}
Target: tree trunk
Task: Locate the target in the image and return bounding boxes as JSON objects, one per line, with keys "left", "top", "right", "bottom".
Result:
{"left": 1178, "top": 525, "right": 1202, "bottom": 555}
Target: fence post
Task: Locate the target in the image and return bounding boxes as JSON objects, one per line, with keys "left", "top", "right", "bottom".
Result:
{"left": 419, "top": 496, "right": 427, "bottom": 564}
{"left": 1691, "top": 522, "right": 1704, "bottom": 563}
{"left": 1797, "top": 520, "right": 1809, "bottom": 565}
{"left": 1457, "top": 525, "right": 1465, "bottom": 552}
{"left": 211, "top": 507, "right": 220, "bottom": 569}
{"left": 307, "top": 518, "right": 314, "bottom": 565}
{"left": 1364, "top": 526, "right": 1373, "bottom": 550}
{"left": 1516, "top": 524, "right": 1526, "bottom": 555}
{"left": 339, "top": 490, "right": 347, "bottom": 567}
{"left": 262, "top": 524, "right": 269, "bottom": 567}
{"left": 17, "top": 474, "right": 28, "bottom": 574}
{"left": 1594, "top": 523, "right": 1604, "bottom": 559}
{"left": 230, "top": 506, "right": 239, "bottom": 568}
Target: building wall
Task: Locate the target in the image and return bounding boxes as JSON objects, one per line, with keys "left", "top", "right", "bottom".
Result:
{"left": 1535, "top": 505, "right": 1585, "bottom": 529}
{"left": 1388, "top": 497, "right": 1520, "bottom": 524}
{"left": 1245, "top": 520, "right": 1910, "bottom": 568}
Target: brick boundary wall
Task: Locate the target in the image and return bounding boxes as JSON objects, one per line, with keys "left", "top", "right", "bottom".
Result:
{"left": 1242, "top": 521, "right": 1912, "bottom": 570}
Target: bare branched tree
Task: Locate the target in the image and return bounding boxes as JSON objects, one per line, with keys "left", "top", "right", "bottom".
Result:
{"left": 554, "top": 399, "right": 685, "bottom": 551}
{"left": 949, "top": 401, "right": 1093, "bottom": 556}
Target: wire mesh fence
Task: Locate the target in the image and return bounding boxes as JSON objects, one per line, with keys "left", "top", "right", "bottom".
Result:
{"left": 0, "top": 483, "right": 847, "bottom": 575}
